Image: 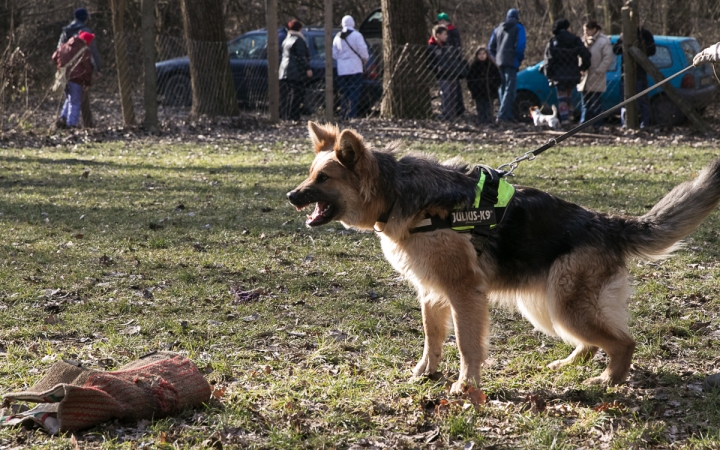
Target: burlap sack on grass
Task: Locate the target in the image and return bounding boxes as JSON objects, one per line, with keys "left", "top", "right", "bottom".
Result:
{"left": 1, "top": 351, "right": 211, "bottom": 434}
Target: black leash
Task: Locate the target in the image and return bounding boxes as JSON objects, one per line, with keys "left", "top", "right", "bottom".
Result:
{"left": 497, "top": 64, "right": 697, "bottom": 176}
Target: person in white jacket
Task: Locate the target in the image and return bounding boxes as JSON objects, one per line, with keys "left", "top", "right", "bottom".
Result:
{"left": 332, "top": 15, "right": 369, "bottom": 119}
{"left": 577, "top": 20, "right": 613, "bottom": 127}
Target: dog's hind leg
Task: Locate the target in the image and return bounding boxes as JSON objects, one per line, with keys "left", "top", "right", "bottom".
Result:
{"left": 412, "top": 291, "right": 451, "bottom": 379}
{"left": 548, "top": 257, "right": 635, "bottom": 385}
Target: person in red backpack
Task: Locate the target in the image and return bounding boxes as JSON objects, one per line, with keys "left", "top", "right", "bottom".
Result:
{"left": 53, "top": 31, "right": 94, "bottom": 128}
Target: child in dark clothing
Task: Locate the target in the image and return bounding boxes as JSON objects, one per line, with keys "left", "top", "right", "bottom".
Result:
{"left": 466, "top": 47, "right": 501, "bottom": 124}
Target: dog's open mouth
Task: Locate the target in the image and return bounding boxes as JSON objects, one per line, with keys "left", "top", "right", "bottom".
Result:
{"left": 306, "top": 201, "right": 334, "bottom": 226}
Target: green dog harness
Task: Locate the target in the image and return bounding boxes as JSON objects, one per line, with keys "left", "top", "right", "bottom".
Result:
{"left": 410, "top": 166, "right": 515, "bottom": 236}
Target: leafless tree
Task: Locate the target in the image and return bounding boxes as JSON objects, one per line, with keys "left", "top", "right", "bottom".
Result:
{"left": 180, "top": 0, "right": 239, "bottom": 117}
{"left": 111, "top": 0, "right": 136, "bottom": 126}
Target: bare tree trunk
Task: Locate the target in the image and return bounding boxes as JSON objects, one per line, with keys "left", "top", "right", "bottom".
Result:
{"left": 142, "top": 0, "right": 158, "bottom": 133}
{"left": 380, "top": 0, "right": 431, "bottom": 119}
{"left": 662, "top": 0, "right": 692, "bottom": 35}
{"left": 604, "top": 0, "right": 623, "bottom": 34}
{"left": 585, "top": 0, "right": 597, "bottom": 22}
{"left": 111, "top": 0, "right": 136, "bottom": 126}
{"left": 181, "top": 0, "right": 239, "bottom": 117}
{"left": 621, "top": 0, "right": 638, "bottom": 130}
{"left": 548, "top": 0, "right": 565, "bottom": 24}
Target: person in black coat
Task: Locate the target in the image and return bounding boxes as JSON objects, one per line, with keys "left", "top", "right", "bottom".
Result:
{"left": 612, "top": 26, "right": 656, "bottom": 128}
{"left": 542, "top": 18, "right": 591, "bottom": 122}
{"left": 466, "top": 47, "right": 501, "bottom": 124}
{"left": 278, "top": 19, "right": 312, "bottom": 120}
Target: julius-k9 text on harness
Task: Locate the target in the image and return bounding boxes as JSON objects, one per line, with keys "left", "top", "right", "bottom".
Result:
{"left": 410, "top": 165, "right": 515, "bottom": 237}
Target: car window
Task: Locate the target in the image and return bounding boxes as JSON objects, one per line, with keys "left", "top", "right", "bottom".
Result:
{"left": 680, "top": 39, "right": 701, "bottom": 65}
{"left": 648, "top": 45, "right": 672, "bottom": 68}
{"left": 229, "top": 35, "right": 267, "bottom": 60}
{"left": 313, "top": 36, "right": 325, "bottom": 59}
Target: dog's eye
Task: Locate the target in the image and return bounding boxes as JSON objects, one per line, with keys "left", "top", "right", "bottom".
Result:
{"left": 317, "top": 173, "right": 329, "bottom": 182}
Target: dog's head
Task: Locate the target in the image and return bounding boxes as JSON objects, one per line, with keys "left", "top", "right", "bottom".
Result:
{"left": 528, "top": 106, "right": 540, "bottom": 116}
{"left": 287, "top": 122, "right": 380, "bottom": 229}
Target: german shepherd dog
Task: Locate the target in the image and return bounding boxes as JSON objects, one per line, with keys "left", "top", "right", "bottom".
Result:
{"left": 287, "top": 122, "right": 720, "bottom": 394}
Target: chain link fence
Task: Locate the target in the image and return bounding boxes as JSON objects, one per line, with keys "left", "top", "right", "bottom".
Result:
{"left": 0, "top": 29, "right": 717, "bottom": 133}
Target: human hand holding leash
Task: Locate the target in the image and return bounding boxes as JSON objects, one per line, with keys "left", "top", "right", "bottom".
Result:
{"left": 693, "top": 42, "right": 720, "bottom": 66}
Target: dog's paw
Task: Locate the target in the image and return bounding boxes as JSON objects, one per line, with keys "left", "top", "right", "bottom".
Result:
{"left": 547, "top": 359, "right": 568, "bottom": 370}
{"left": 450, "top": 380, "right": 466, "bottom": 395}
{"left": 412, "top": 357, "right": 437, "bottom": 378}
{"left": 583, "top": 375, "right": 611, "bottom": 386}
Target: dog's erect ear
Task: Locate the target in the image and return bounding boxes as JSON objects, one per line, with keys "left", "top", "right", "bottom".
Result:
{"left": 308, "top": 121, "right": 337, "bottom": 153}
{"left": 335, "top": 129, "right": 365, "bottom": 170}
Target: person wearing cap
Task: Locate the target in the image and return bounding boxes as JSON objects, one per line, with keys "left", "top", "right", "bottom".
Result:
{"left": 53, "top": 31, "right": 95, "bottom": 128}
{"left": 58, "top": 8, "right": 102, "bottom": 76}
{"left": 332, "top": 15, "right": 369, "bottom": 120}
{"left": 488, "top": 8, "right": 526, "bottom": 124}
{"left": 437, "top": 12, "right": 461, "bottom": 48}
{"left": 58, "top": 8, "right": 102, "bottom": 128}
{"left": 278, "top": 19, "right": 312, "bottom": 121}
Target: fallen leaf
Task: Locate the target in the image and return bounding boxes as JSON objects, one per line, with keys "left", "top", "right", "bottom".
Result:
{"left": 71, "top": 433, "right": 81, "bottom": 450}
{"left": 212, "top": 386, "right": 226, "bottom": 399}
{"left": 121, "top": 325, "right": 141, "bottom": 335}
{"left": 80, "top": 170, "right": 89, "bottom": 178}
{"left": 463, "top": 385, "right": 487, "bottom": 407}
{"left": 99, "top": 254, "right": 113, "bottom": 266}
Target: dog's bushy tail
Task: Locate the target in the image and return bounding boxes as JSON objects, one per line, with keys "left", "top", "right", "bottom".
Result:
{"left": 624, "top": 157, "right": 720, "bottom": 259}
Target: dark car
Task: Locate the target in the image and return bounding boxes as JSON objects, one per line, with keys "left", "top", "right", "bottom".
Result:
{"left": 156, "top": 28, "right": 382, "bottom": 116}
{"left": 514, "top": 35, "right": 716, "bottom": 125}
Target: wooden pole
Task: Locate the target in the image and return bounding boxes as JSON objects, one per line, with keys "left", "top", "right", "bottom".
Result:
{"left": 111, "top": 0, "right": 136, "bottom": 126}
{"left": 621, "top": 0, "right": 638, "bottom": 129}
{"left": 265, "top": 0, "right": 279, "bottom": 122}
{"left": 142, "top": 0, "right": 158, "bottom": 133}
{"left": 628, "top": 46, "right": 713, "bottom": 134}
{"left": 324, "top": 0, "right": 333, "bottom": 122}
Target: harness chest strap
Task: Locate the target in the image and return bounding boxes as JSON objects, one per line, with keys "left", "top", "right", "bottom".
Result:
{"left": 410, "top": 167, "right": 515, "bottom": 235}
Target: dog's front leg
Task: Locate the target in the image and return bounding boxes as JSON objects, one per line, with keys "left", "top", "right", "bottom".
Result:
{"left": 412, "top": 294, "right": 451, "bottom": 379}
{"left": 448, "top": 290, "right": 490, "bottom": 395}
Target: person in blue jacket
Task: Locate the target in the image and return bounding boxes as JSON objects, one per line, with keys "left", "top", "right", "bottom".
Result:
{"left": 488, "top": 8, "right": 526, "bottom": 124}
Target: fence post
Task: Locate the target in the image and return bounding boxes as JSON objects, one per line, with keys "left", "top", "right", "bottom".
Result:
{"left": 621, "top": 0, "right": 638, "bottom": 129}
{"left": 142, "top": 0, "right": 158, "bottom": 133}
{"left": 265, "top": 0, "right": 279, "bottom": 122}
{"left": 628, "top": 46, "right": 713, "bottom": 134}
{"left": 324, "top": 0, "right": 333, "bottom": 123}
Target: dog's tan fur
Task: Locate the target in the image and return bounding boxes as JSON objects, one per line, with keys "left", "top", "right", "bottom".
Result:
{"left": 288, "top": 122, "right": 720, "bottom": 394}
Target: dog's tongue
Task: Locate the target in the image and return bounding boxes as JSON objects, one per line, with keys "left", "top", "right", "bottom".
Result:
{"left": 306, "top": 202, "right": 329, "bottom": 225}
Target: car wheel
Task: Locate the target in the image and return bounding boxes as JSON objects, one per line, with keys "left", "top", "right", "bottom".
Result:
{"left": 514, "top": 91, "right": 540, "bottom": 123}
{"left": 651, "top": 94, "right": 684, "bottom": 126}
{"left": 162, "top": 74, "right": 192, "bottom": 107}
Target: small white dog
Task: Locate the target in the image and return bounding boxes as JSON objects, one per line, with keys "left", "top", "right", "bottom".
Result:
{"left": 529, "top": 105, "right": 560, "bottom": 129}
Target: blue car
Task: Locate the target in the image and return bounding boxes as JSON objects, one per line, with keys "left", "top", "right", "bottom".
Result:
{"left": 156, "top": 28, "right": 382, "bottom": 116}
{"left": 514, "top": 36, "right": 716, "bottom": 125}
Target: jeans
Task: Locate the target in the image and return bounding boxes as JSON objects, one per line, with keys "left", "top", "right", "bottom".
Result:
{"left": 581, "top": 91, "right": 604, "bottom": 126}
{"left": 438, "top": 79, "right": 463, "bottom": 120}
{"left": 555, "top": 83, "right": 574, "bottom": 122}
{"left": 337, "top": 73, "right": 363, "bottom": 119}
{"left": 60, "top": 81, "right": 83, "bottom": 127}
{"left": 620, "top": 78, "right": 651, "bottom": 128}
{"left": 279, "top": 79, "right": 306, "bottom": 121}
{"left": 474, "top": 97, "right": 493, "bottom": 124}
{"left": 497, "top": 67, "right": 517, "bottom": 121}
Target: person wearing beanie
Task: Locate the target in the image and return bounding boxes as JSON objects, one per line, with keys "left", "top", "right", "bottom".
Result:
{"left": 488, "top": 8, "right": 526, "bottom": 123}
{"left": 541, "top": 18, "right": 591, "bottom": 123}
{"left": 332, "top": 15, "right": 369, "bottom": 119}
{"left": 58, "top": 7, "right": 102, "bottom": 128}
{"left": 278, "top": 19, "right": 312, "bottom": 120}
{"left": 52, "top": 31, "right": 95, "bottom": 128}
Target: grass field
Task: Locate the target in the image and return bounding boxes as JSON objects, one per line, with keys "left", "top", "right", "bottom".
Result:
{"left": 1, "top": 134, "right": 720, "bottom": 449}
